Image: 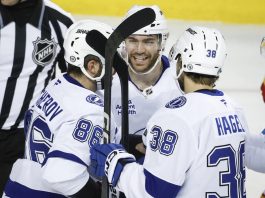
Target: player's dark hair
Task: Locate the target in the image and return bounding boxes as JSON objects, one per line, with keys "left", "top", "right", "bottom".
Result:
{"left": 67, "top": 54, "right": 101, "bottom": 76}
{"left": 185, "top": 72, "right": 219, "bottom": 87}
{"left": 177, "top": 56, "right": 219, "bottom": 87}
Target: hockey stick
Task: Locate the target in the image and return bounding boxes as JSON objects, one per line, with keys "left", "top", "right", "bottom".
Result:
{"left": 105, "top": 7, "right": 155, "bottom": 144}
{"left": 86, "top": 32, "right": 130, "bottom": 198}
{"left": 86, "top": 8, "right": 156, "bottom": 198}
{"left": 86, "top": 32, "right": 129, "bottom": 147}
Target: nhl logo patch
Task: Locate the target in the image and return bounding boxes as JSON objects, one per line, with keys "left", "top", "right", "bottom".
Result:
{"left": 86, "top": 94, "right": 104, "bottom": 107}
{"left": 165, "top": 96, "right": 187, "bottom": 109}
{"left": 32, "top": 37, "right": 58, "bottom": 66}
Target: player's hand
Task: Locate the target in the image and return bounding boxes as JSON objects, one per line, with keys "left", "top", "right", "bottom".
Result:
{"left": 135, "top": 142, "right": 146, "bottom": 154}
{"left": 261, "top": 79, "right": 265, "bottom": 103}
{"left": 90, "top": 144, "right": 136, "bottom": 186}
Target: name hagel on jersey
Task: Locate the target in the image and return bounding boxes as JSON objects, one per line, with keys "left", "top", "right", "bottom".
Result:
{"left": 111, "top": 55, "right": 183, "bottom": 135}
{"left": 0, "top": 0, "right": 73, "bottom": 130}
{"left": 142, "top": 90, "right": 248, "bottom": 197}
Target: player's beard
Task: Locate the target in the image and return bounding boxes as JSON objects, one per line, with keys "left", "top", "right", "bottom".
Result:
{"left": 129, "top": 50, "right": 160, "bottom": 74}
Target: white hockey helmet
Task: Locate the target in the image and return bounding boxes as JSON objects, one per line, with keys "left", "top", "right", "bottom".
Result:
{"left": 123, "top": 5, "right": 169, "bottom": 51}
{"left": 121, "top": 5, "right": 169, "bottom": 75}
{"left": 64, "top": 19, "right": 113, "bottom": 82}
{"left": 169, "top": 26, "right": 227, "bottom": 77}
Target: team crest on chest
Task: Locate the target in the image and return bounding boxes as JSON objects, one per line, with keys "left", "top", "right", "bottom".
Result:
{"left": 32, "top": 37, "right": 58, "bottom": 66}
{"left": 165, "top": 96, "right": 187, "bottom": 109}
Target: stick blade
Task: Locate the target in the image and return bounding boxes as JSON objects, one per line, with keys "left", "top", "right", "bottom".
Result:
{"left": 85, "top": 30, "right": 106, "bottom": 57}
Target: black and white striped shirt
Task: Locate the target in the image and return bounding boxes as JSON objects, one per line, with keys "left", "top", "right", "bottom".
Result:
{"left": 0, "top": 0, "right": 73, "bottom": 130}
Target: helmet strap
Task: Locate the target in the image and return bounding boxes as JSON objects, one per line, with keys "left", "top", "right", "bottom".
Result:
{"left": 176, "top": 67, "right": 184, "bottom": 79}
{"left": 96, "top": 79, "right": 104, "bottom": 90}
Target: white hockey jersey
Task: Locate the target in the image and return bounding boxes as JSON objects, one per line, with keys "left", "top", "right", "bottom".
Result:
{"left": 111, "top": 56, "right": 183, "bottom": 135}
{"left": 3, "top": 74, "right": 119, "bottom": 197}
{"left": 245, "top": 132, "right": 265, "bottom": 173}
{"left": 117, "top": 89, "right": 248, "bottom": 198}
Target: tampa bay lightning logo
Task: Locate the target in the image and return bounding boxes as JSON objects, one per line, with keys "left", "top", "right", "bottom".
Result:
{"left": 86, "top": 94, "right": 103, "bottom": 107}
{"left": 165, "top": 96, "right": 187, "bottom": 109}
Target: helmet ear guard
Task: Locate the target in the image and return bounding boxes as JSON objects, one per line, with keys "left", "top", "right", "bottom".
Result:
{"left": 123, "top": 5, "right": 169, "bottom": 51}
{"left": 169, "top": 26, "right": 227, "bottom": 77}
{"left": 63, "top": 20, "right": 113, "bottom": 89}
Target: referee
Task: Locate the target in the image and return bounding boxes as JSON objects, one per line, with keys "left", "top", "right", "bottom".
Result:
{"left": 0, "top": 0, "right": 73, "bottom": 194}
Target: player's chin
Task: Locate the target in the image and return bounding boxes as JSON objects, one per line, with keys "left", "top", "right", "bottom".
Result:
{"left": 132, "top": 65, "right": 150, "bottom": 73}
{"left": 132, "top": 61, "right": 151, "bottom": 72}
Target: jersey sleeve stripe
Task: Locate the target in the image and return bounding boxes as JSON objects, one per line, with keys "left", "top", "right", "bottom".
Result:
{"left": 144, "top": 169, "right": 181, "bottom": 198}
{"left": 4, "top": 179, "right": 65, "bottom": 198}
{"left": 43, "top": 150, "right": 88, "bottom": 168}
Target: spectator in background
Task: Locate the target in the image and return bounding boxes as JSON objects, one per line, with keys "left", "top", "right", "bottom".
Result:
{"left": 0, "top": 0, "right": 73, "bottom": 194}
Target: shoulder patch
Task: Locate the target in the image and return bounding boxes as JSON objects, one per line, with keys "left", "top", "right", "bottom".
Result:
{"left": 86, "top": 94, "right": 103, "bottom": 107}
{"left": 165, "top": 96, "right": 187, "bottom": 109}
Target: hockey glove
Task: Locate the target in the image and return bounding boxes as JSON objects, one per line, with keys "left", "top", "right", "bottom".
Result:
{"left": 90, "top": 144, "right": 136, "bottom": 186}
{"left": 262, "top": 129, "right": 265, "bottom": 135}
{"left": 261, "top": 79, "right": 265, "bottom": 103}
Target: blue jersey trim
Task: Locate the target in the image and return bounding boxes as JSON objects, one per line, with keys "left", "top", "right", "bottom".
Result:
{"left": 63, "top": 73, "right": 84, "bottom": 88}
{"left": 161, "top": 55, "right": 170, "bottom": 70}
{"left": 195, "top": 89, "right": 224, "bottom": 96}
{"left": 4, "top": 179, "right": 65, "bottom": 198}
{"left": 144, "top": 169, "right": 181, "bottom": 198}
{"left": 42, "top": 150, "right": 88, "bottom": 168}
{"left": 153, "top": 55, "right": 170, "bottom": 85}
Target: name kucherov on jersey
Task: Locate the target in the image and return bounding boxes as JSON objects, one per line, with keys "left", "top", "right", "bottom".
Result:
{"left": 35, "top": 90, "right": 63, "bottom": 122}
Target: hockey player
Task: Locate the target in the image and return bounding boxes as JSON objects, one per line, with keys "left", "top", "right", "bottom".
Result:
{"left": 245, "top": 129, "right": 265, "bottom": 198}
{"left": 259, "top": 46, "right": 265, "bottom": 198}
{"left": 111, "top": 5, "right": 182, "bottom": 158}
{"left": 89, "top": 26, "right": 250, "bottom": 197}
{"left": 259, "top": 36, "right": 265, "bottom": 198}
{"left": 3, "top": 20, "right": 118, "bottom": 198}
